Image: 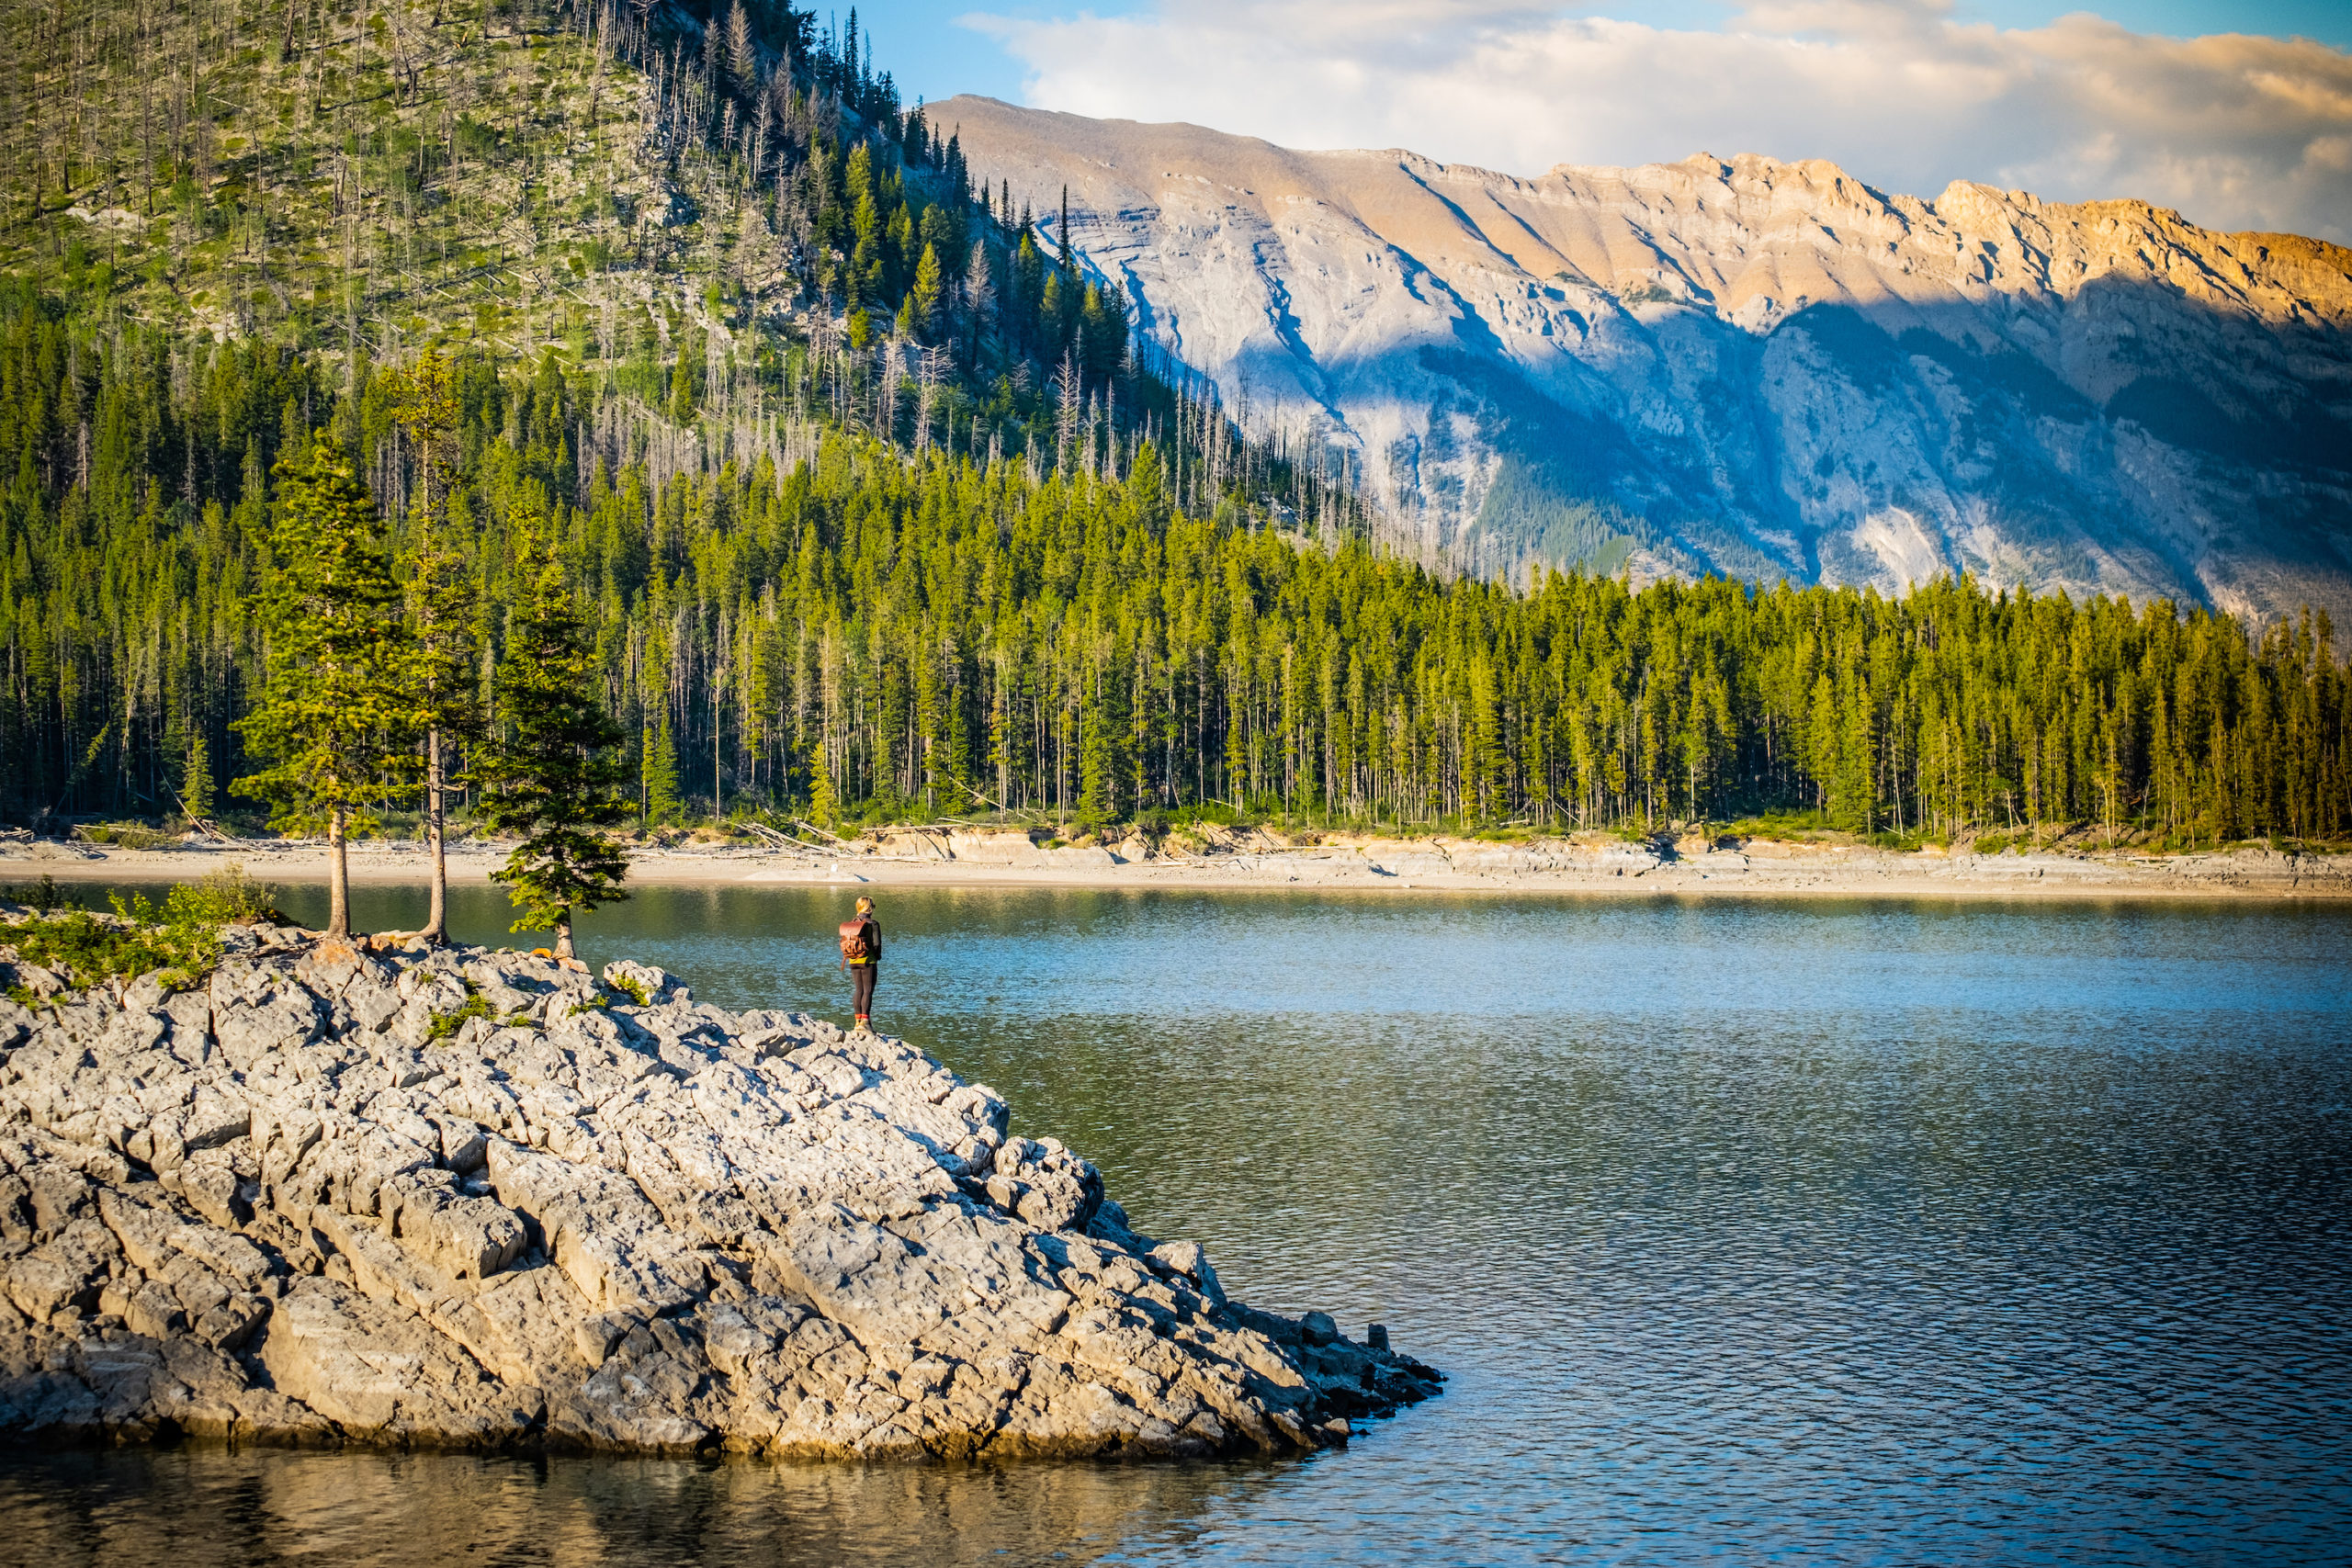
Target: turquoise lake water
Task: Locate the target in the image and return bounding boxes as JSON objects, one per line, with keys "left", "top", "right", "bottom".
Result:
{"left": 2, "top": 885, "right": 2347, "bottom": 1565}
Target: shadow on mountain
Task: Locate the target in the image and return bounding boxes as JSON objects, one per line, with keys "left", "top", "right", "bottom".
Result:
{"left": 1317, "top": 273, "right": 2352, "bottom": 612}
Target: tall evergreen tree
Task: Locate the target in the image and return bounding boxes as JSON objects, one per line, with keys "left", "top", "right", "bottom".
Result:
{"left": 644, "top": 715, "right": 683, "bottom": 824}
{"left": 479, "top": 521, "right": 632, "bottom": 960}
{"left": 808, "top": 740, "right": 840, "bottom": 829}
{"left": 908, "top": 242, "right": 944, "bottom": 341}
{"left": 232, "top": 434, "right": 410, "bottom": 942}
{"left": 182, "top": 735, "right": 216, "bottom": 823}
{"left": 384, "top": 351, "right": 474, "bottom": 946}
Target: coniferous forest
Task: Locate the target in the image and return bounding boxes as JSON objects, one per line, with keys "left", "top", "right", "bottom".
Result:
{"left": 0, "top": 0, "right": 2346, "bottom": 850}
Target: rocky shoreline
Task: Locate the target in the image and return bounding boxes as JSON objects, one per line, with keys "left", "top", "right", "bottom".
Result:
{"left": 0, "top": 922, "right": 1439, "bottom": 1459}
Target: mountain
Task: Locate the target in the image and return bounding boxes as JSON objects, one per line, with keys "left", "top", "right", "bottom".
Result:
{"left": 941, "top": 96, "right": 2352, "bottom": 629}
{"left": 0, "top": 6, "right": 2340, "bottom": 849}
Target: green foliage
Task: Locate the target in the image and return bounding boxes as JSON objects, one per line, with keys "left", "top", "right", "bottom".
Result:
{"left": 424, "top": 985, "right": 497, "bottom": 1044}
{"left": 232, "top": 433, "right": 413, "bottom": 839}
{"left": 383, "top": 351, "right": 479, "bottom": 748}
{"left": 1, "top": 865, "right": 280, "bottom": 998}
{"left": 807, "top": 743, "right": 841, "bottom": 829}
{"left": 0, "top": 1, "right": 2342, "bottom": 864}
{"left": 183, "top": 735, "right": 217, "bottom": 820}
{"left": 0, "top": 907, "right": 175, "bottom": 995}
{"left": 605, "top": 972, "right": 653, "bottom": 1007}
{"left": 1718, "top": 811, "right": 1835, "bottom": 842}
{"left": 0, "top": 876, "right": 66, "bottom": 913}
{"left": 82, "top": 821, "right": 178, "bottom": 850}
{"left": 909, "top": 243, "right": 944, "bottom": 341}
{"left": 478, "top": 520, "right": 632, "bottom": 951}
{"left": 644, "top": 716, "right": 683, "bottom": 824}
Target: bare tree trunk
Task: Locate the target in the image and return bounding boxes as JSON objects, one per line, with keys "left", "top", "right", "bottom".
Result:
{"left": 554, "top": 909, "right": 575, "bottom": 960}
{"left": 327, "top": 803, "right": 350, "bottom": 939}
{"left": 423, "top": 725, "right": 447, "bottom": 943}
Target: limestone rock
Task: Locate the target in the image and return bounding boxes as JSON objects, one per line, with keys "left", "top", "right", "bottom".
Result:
{"left": 947, "top": 96, "right": 2352, "bottom": 635}
{"left": 0, "top": 934, "right": 1439, "bottom": 1459}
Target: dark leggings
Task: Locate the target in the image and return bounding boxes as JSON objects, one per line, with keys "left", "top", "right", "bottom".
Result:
{"left": 851, "top": 963, "right": 876, "bottom": 1017}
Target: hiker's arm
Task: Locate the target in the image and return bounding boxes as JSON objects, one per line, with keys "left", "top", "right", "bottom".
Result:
{"left": 870, "top": 920, "right": 883, "bottom": 961}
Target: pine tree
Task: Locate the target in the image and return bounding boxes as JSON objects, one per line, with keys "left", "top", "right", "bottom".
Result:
{"left": 808, "top": 739, "right": 839, "bottom": 828}
{"left": 232, "top": 434, "right": 411, "bottom": 942}
{"left": 479, "top": 522, "right": 632, "bottom": 960}
{"left": 182, "top": 734, "right": 215, "bottom": 822}
{"left": 909, "top": 241, "right": 943, "bottom": 341}
{"left": 644, "top": 715, "right": 683, "bottom": 824}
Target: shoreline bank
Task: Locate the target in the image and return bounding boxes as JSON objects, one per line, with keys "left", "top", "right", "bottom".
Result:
{"left": 0, "top": 933, "right": 1439, "bottom": 1458}
{"left": 11, "top": 838, "right": 2352, "bottom": 901}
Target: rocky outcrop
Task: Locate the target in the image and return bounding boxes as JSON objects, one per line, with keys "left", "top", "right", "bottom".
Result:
{"left": 0, "top": 926, "right": 1437, "bottom": 1458}
{"left": 946, "top": 97, "right": 2352, "bottom": 635}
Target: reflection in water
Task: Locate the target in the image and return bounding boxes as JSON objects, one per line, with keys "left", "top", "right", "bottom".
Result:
{"left": 4, "top": 885, "right": 2347, "bottom": 1564}
{"left": 0, "top": 1444, "right": 1288, "bottom": 1566}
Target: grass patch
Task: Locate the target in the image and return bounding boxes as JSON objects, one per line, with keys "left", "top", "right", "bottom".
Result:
{"left": 424, "top": 984, "right": 497, "bottom": 1043}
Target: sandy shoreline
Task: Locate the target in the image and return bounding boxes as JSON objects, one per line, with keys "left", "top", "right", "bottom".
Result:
{"left": 9, "top": 836, "right": 2350, "bottom": 901}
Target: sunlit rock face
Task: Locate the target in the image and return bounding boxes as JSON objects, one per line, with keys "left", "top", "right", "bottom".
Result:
{"left": 945, "top": 96, "right": 2352, "bottom": 628}
{"left": 0, "top": 930, "right": 1439, "bottom": 1458}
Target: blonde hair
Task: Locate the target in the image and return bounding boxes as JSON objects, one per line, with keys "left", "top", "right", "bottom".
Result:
{"left": 854, "top": 896, "right": 875, "bottom": 914}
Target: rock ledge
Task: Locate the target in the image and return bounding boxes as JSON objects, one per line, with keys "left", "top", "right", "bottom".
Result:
{"left": 0, "top": 927, "right": 1438, "bottom": 1459}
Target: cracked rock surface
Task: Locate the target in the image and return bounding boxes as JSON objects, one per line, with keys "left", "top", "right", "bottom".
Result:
{"left": 0, "top": 925, "right": 1439, "bottom": 1459}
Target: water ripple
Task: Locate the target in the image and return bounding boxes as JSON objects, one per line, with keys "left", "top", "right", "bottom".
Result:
{"left": 3, "top": 888, "right": 2345, "bottom": 1565}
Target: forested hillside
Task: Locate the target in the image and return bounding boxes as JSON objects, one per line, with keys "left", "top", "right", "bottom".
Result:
{"left": 0, "top": 0, "right": 2345, "bottom": 848}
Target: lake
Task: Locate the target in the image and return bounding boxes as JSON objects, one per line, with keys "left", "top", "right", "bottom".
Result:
{"left": 3, "top": 885, "right": 2347, "bottom": 1565}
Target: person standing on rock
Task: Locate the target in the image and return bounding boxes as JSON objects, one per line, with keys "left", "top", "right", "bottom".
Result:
{"left": 839, "top": 895, "right": 882, "bottom": 1032}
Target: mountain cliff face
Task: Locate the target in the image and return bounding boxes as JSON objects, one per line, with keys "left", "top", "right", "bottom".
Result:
{"left": 942, "top": 96, "right": 2352, "bottom": 627}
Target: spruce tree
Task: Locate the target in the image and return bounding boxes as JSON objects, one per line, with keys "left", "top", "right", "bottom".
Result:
{"left": 182, "top": 734, "right": 215, "bottom": 823}
{"left": 232, "top": 434, "right": 410, "bottom": 942}
{"left": 479, "top": 521, "right": 631, "bottom": 960}
{"left": 909, "top": 241, "right": 944, "bottom": 340}
{"left": 808, "top": 740, "right": 839, "bottom": 829}
{"left": 644, "top": 715, "right": 683, "bottom": 824}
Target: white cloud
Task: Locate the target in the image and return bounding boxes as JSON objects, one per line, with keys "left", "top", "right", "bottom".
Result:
{"left": 971, "top": 0, "right": 2352, "bottom": 242}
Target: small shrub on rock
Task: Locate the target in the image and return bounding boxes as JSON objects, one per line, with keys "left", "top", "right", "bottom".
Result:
{"left": 424, "top": 985, "right": 497, "bottom": 1043}
{"left": 0, "top": 864, "right": 284, "bottom": 999}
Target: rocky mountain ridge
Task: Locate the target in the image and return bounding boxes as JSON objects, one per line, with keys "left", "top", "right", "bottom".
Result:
{"left": 944, "top": 97, "right": 2352, "bottom": 631}
{"left": 0, "top": 923, "right": 1437, "bottom": 1456}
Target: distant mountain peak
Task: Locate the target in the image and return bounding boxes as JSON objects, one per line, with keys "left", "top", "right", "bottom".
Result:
{"left": 947, "top": 95, "right": 2352, "bottom": 628}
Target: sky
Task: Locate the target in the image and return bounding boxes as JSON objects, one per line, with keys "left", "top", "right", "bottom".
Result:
{"left": 856, "top": 0, "right": 2352, "bottom": 242}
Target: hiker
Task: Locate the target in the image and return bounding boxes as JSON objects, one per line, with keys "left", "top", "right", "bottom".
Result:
{"left": 838, "top": 895, "right": 882, "bottom": 1032}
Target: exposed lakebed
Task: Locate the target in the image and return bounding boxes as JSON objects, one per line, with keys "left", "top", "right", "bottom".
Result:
{"left": 3, "top": 886, "right": 2346, "bottom": 1565}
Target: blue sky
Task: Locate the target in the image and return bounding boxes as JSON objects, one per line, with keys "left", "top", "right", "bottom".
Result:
{"left": 865, "top": 2, "right": 2348, "bottom": 107}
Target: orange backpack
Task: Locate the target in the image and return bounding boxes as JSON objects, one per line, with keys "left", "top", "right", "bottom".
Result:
{"left": 838, "top": 918, "right": 873, "bottom": 964}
